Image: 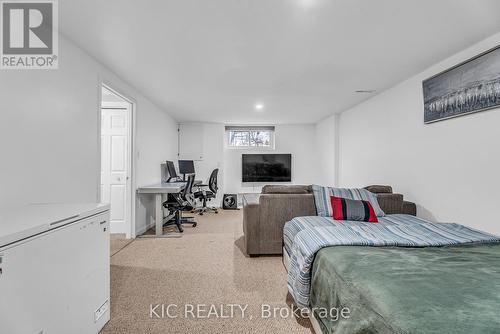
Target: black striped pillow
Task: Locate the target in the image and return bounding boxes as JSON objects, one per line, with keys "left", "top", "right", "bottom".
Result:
{"left": 330, "top": 196, "right": 378, "bottom": 223}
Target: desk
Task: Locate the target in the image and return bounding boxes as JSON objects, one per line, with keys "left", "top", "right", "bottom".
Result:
{"left": 137, "top": 181, "right": 201, "bottom": 237}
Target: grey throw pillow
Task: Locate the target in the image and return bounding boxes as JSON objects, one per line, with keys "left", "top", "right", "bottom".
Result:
{"left": 312, "top": 185, "right": 385, "bottom": 217}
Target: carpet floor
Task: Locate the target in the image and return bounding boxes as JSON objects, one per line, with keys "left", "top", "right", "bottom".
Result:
{"left": 110, "top": 234, "right": 134, "bottom": 256}
{"left": 102, "top": 210, "right": 312, "bottom": 334}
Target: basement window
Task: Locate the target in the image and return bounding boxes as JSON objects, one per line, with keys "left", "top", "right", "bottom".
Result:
{"left": 225, "top": 126, "right": 275, "bottom": 149}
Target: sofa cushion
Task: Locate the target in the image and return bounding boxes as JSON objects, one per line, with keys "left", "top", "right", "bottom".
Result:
{"left": 261, "top": 185, "right": 312, "bottom": 194}
{"left": 403, "top": 201, "right": 417, "bottom": 216}
{"left": 375, "top": 193, "right": 403, "bottom": 215}
{"left": 364, "top": 185, "right": 393, "bottom": 194}
{"left": 312, "top": 185, "right": 385, "bottom": 217}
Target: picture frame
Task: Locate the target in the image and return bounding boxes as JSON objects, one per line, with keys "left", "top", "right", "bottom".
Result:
{"left": 423, "top": 45, "right": 500, "bottom": 123}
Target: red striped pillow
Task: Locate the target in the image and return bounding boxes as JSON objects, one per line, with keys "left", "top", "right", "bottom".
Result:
{"left": 330, "top": 196, "right": 378, "bottom": 223}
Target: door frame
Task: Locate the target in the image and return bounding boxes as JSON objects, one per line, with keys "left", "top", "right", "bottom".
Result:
{"left": 98, "top": 81, "right": 137, "bottom": 239}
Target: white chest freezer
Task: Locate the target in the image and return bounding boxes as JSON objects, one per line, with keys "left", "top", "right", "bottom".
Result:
{"left": 0, "top": 203, "right": 111, "bottom": 334}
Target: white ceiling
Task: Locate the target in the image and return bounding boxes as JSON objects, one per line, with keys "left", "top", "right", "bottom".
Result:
{"left": 60, "top": 0, "right": 500, "bottom": 124}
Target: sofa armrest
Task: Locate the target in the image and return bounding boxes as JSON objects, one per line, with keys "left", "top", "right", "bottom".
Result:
{"left": 402, "top": 201, "right": 417, "bottom": 216}
{"left": 242, "top": 199, "right": 261, "bottom": 256}
{"left": 376, "top": 193, "right": 403, "bottom": 215}
{"left": 258, "top": 194, "right": 316, "bottom": 254}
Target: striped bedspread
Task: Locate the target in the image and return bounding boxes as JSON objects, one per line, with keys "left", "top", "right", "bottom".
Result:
{"left": 284, "top": 214, "right": 500, "bottom": 309}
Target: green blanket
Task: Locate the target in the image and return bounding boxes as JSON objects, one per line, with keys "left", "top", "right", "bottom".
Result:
{"left": 310, "top": 244, "right": 500, "bottom": 334}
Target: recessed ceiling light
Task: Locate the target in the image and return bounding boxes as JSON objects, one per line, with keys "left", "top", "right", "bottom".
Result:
{"left": 298, "top": 0, "right": 317, "bottom": 8}
{"left": 255, "top": 103, "right": 264, "bottom": 111}
{"left": 355, "top": 90, "right": 376, "bottom": 94}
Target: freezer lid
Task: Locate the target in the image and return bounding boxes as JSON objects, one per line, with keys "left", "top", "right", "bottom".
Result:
{"left": 0, "top": 203, "right": 110, "bottom": 248}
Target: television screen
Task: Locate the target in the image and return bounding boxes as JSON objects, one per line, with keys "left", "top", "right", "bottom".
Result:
{"left": 242, "top": 154, "right": 291, "bottom": 182}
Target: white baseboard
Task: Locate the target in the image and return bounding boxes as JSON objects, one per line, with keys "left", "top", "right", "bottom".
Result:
{"left": 135, "top": 221, "right": 155, "bottom": 236}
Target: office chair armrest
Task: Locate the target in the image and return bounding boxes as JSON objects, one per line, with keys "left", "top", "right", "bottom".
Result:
{"left": 186, "top": 194, "right": 196, "bottom": 205}
{"left": 170, "top": 193, "right": 185, "bottom": 205}
{"left": 194, "top": 184, "right": 209, "bottom": 193}
{"left": 177, "top": 198, "right": 191, "bottom": 207}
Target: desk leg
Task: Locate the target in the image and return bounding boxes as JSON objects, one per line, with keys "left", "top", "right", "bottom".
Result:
{"left": 155, "top": 193, "right": 163, "bottom": 237}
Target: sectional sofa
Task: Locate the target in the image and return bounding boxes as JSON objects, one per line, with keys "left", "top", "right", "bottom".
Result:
{"left": 242, "top": 185, "right": 416, "bottom": 256}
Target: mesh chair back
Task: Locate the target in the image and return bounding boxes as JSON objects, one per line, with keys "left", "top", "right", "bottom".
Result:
{"left": 208, "top": 169, "right": 219, "bottom": 194}
{"left": 183, "top": 174, "right": 195, "bottom": 197}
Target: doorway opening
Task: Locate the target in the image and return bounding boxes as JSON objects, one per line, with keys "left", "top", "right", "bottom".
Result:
{"left": 100, "top": 84, "right": 135, "bottom": 238}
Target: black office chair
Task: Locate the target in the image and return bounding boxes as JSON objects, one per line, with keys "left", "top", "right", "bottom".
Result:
{"left": 193, "top": 169, "right": 219, "bottom": 215}
{"left": 162, "top": 174, "right": 197, "bottom": 232}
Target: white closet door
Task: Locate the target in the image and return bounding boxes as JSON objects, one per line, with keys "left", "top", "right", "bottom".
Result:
{"left": 101, "top": 108, "right": 129, "bottom": 234}
{"left": 179, "top": 123, "right": 205, "bottom": 160}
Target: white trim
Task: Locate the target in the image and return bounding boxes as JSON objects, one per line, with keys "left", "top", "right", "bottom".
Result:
{"left": 97, "top": 82, "right": 103, "bottom": 204}
{"left": 135, "top": 221, "right": 156, "bottom": 237}
{"left": 101, "top": 101, "right": 129, "bottom": 108}
{"left": 98, "top": 80, "right": 138, "bottom": 239}
{"left": 225, "top": 129, "right": 276, "bottom": 150}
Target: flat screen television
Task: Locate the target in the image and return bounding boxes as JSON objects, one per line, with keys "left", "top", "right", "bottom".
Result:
{"left": 242, "top": 154, "right": 291, "bottom": 182}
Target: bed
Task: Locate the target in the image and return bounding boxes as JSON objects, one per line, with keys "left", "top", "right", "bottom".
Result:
{"left": 283, "top": 214, "right": 500, "bottom": 334}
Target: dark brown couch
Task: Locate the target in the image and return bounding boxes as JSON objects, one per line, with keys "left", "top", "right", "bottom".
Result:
{"left": 242, "top": 185, "right": 416, "bottom": 256}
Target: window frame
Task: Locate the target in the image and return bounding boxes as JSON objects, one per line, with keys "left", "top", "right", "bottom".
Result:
{"left": 225, "top": 126, "right": 275, "bottom": 150}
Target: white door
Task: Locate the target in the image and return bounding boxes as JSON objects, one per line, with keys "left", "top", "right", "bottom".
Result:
{"left": 101, "top": 107, "right": 130, "bottom": 234}
{"left": 179, "top": 123, "right": 204, "bottom": 161}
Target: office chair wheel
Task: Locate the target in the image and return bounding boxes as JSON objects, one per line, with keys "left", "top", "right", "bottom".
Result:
{"left": 199, "top": 212, "right": 204, "bottom": 216}
{"left": 215, "top": 211, "right": 218, "bottom": 214}
{"left": 193, "top": 222, "right": 197, "bottom": 227}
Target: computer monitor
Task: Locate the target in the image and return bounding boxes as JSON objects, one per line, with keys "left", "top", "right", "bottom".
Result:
{"left": 166, "top": 160, "right": 178, "bottom": 182}
{"left": 178, "top": 160, "right": 195, "bottom": 180}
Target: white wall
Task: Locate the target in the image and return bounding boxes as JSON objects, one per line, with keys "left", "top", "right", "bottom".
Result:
{"left": 134, "top": 98, "right": 178, "bottom": 235}
{"left": 178, "top": 123, "right": 322, "bottom": 206}
{"left": 223, "top": 124, "right": 321, "bottom": 196}
{"left": 315, "top": 114, "right": 339, "bottom": 187}
{"left": 0, "top": 35, "right": 178, "bottom": 235}
{"left": 337, "top": 32, "right": 500, "bottom": 234}
{"left": 181, "top": 123, "right": 226, "bottom": 205}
